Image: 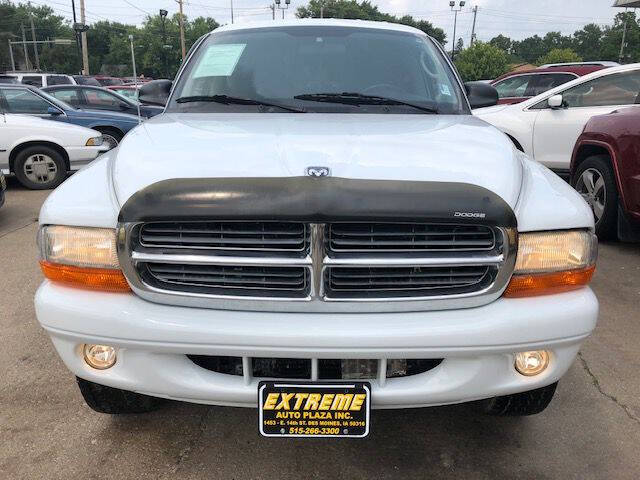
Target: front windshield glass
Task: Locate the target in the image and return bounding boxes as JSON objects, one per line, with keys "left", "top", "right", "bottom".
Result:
{"left": 168, "top": 26, "right": 466, "bottom": 114}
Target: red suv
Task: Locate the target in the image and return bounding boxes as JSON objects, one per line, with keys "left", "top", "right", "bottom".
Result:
{"left": 491, "top": 66, "right": 607, "bottom": 105}
{"left": 571, "top": 106, "right": 640, "bottom": 241}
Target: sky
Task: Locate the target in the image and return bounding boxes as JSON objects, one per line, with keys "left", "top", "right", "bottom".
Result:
{"left": 32, "top": 0, "right": 627, "bottom": 48}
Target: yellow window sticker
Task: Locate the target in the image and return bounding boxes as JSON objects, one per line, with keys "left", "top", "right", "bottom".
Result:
{"left": 193, "top": 44, "right": 246, "bottom": 78}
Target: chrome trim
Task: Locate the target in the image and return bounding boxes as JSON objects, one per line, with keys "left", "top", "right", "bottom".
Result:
{"left": 118, "top": 222, "right": 518, "bottom": 313}
{"left": 131, "top": 251, "right": 312, "bottom": 267}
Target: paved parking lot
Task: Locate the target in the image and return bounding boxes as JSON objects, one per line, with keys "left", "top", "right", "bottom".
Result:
{"left": 1, "top": 179, "right": 639, "bottom": 479}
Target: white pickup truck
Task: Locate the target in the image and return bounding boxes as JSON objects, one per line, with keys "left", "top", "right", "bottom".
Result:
{"left": 35, "top": 20, "right": 598, "bottom": 438}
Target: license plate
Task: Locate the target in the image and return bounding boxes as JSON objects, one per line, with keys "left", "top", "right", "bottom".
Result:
{"left": 258, "top": 381, "right": 371, "bottom": 438}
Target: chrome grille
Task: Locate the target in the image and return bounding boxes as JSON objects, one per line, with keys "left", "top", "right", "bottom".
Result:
{"left": 119, "top": 220, "right": 516, "bottom": 313}
{"left": 325, "top": 265, "right": 494, "bottom": 298}
{"left": 140, "top": 221, "right": 308, "bottom": 252}
{"left": 141, "top": 263, "right": 310, "bottom": 298}
{"left": 328, "top": 223, "right": 495, "bottom": 252}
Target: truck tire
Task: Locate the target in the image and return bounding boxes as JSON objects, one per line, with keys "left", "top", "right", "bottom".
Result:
{"left": 572, "top": 155, "right": 618, "bottom": 239}
{"left": 76, "top": 377, "right": 165, "bottom": 414}
{"left": 13, "top": 145, "right": 66, "bottom": 190}
{"left": 479, "top": 382, "right": 558, "bottom": 416}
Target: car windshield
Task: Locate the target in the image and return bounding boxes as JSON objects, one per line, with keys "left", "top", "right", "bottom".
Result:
{"left": 168, "top": 26, "right": 466, "bottom": 114}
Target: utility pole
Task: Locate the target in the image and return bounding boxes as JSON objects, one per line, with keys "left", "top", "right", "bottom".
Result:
{"left": 159, "top": 9, "right": 169, "bottom": 78}
{"left": 449, "top": 1, "right": 465, "bottom": 59}
{"left": 320, "top": 1, "right": 324, "bottom": 18}
{"left": 470, "top": 5, "right": 478, "bottom": 47}
{"left": 177, "top": 0, "right": 186, "bottom": 60}
{"left": 30, "top": 16, "right": 40, "bottom": 70}
{"left": 619, "top": 8, "right": 629, "bottom": 64}
{"left": 71, "top": 0, "right": 82, "bottom": 71}
{"left": 230, "top": 0, "right": 234, "bottom": 23}
{"left": 79, "top": 0, "right": 89, "bottom": 74}
{"left": 20, "top": 24, "right": 30, "bottom": 71}
{"left": 270, "top": 3, "right": 275, "bottom": 20}
{"left": 8, "top": 39, "right": 16, "bottom": 71}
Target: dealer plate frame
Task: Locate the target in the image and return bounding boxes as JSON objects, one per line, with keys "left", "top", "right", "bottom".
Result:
{"left": 258, "top": 381, "right": 371, "bottom": 438}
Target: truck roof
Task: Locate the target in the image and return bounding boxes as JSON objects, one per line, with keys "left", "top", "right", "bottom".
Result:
{"left": 213, "top": 19, "right": 426, "bottom": 36}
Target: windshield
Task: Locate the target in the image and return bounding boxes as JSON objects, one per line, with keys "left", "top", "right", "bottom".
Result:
{"left": 168, "top": 26, "right": 466, "bottom": 114}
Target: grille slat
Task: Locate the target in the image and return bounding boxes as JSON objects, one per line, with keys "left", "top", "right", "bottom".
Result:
{"left": 140, "top": 221, "right": 308, "bottom": 252}
{"left": 329, "top": 223, "right": 495, "bottom": 252}
{"left": 326, "top": 266, "right": 494, "bottom": 297}
{"left": 142, "top": 263, "right": 309, "bottom": 296}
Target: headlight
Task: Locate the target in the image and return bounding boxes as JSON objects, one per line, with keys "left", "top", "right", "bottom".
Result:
{"left": 86, "top": 136, "right": 104, "bottom": 146}
{"left": 38, "top": 226, "right": 130, "bottom": 292}
{"left": 503, "top": 230, "right": 597, "bottom": 298}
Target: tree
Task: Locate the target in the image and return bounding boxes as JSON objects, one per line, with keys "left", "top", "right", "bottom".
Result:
{"left": 454, "top": 41, "right": 510, "bottom": 82}
{"left": 296, "top": 0, "right": 446, "bottom": 43}
{"left": 455, "top": 38, "right": 464, "bottom": 54}
{"left": 536, "top": 48, "right": 582, "bottom": 66}
{"left": 572, "top": 24, "right": 604, "bottom": 60}
{"left": 489, "top": 34, "right": 512, "bottom": 53}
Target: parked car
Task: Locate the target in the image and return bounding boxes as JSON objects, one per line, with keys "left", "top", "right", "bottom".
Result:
{"left": 475, "top": 63, "right": 640, "bottom": 177}
{"left": 43, "top": 85, "right": 164, "bottom": 118}
{"left": 106, "top": 84, "right": 141, "bottom": 102}
{"left": 0, "top": 170, "right": 5, "bottom": 208}
{"left": 35, "top": 20, "right": 598, "bottom": 428}
{"left": 538, "top": 61, "right": 620, "bottom": 69}
{"left": 0, "top": 75, "right": 19, "bottom": 84}
{"left": 92, "top": 76, "right": 124, "bottom": 87}
{"left": 2, "top": 72, "right": 76, "bottom": 87}
{"left": 0, "top": 85, "right": 140, "bottom": 150}
{"left": 571, "top": 106, "right": 640, "bottom": 241}
{"left": 73, "top": 75, "right": 102, "bottom": 86}
{"left": 491, "top": 65, "right": 606, "bottom": 105}
{"left": 0, "top": 110, "right": 106, "bottom": 189}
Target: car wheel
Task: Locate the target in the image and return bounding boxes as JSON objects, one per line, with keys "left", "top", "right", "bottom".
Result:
{"left": 478, "top": 382, "right": 558, "bottom": 416}
{"left": 96, "top": 128, "right": 123, "bottom": 150}
{"left": 13, "top": 145, "right": 66, "bottom": 190}
{"left": 76, "top": 377, "right": 166, "bottom": 414}
{"left": 572, "top": 155, "right": 618, "bottom": 239}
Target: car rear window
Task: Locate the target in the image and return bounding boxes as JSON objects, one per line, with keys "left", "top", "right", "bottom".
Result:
{"left": 47, "top": 75, "right": 73, "bottom": 86}
{"left": 21, "top": 76, "right": 42, "bottom": 87}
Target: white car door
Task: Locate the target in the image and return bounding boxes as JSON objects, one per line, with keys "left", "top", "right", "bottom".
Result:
{"left": 531, "top": 69, "right": 640, "bottom": 171}
{"left": 0, "top": 113, "right": 13, "bottom": 172}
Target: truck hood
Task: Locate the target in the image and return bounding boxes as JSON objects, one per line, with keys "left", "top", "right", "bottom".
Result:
{"left": 111, "top": 113, "right": 523, "bottom": 209}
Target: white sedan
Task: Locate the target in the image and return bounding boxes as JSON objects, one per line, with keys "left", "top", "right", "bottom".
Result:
{"left": 0, "top": 113, "right": 107, "bottom": 189}
{"left": 475, "top": 63, "right": 640, "bottom": 176}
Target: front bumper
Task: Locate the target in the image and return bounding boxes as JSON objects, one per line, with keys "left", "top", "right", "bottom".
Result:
{"left": 65, "top": 145, "right": 108, "bottom": 170}
{"left": 35, "top": 281, "right": 598, "bottom": 409}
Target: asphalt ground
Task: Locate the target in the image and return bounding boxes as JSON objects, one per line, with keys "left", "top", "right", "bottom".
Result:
{"left": 1, "top": 177, "right": 639, "bottom": 479}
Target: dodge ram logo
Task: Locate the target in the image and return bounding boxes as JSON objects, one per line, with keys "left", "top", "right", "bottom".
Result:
{"left": 306, "top": 166, "right": 331, "bottom": 177}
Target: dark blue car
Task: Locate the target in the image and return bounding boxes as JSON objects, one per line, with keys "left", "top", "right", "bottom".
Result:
{"left": 0, "top": 85, "right": 140, "bottom": 149}
{"left": 43, "top": 85, "right": 164, "bottom": 120}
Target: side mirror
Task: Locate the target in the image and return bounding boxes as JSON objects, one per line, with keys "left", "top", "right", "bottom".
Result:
{"left": 138, "top": 79, "right": 172, "bottom": 106}
{"left": 47, "top": 106, "right": 63, "bottom": 116}
{"left": 548, "top": 94, "right": 565, "bottom": 109}
{"left": 465, "top": 81, "right": 499, "bottom": 109}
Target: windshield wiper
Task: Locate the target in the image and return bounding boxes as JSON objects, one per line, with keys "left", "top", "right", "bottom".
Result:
{"left": 175, "top": 95, "right": 305, "bottom": 113}
{"left": 293, "top": 92, "right": 439, "bottom": 113}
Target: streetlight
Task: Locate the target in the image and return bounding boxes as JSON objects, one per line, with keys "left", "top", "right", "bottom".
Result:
{"left": 449, "top": 0, "right": 465, "bottom": 59}
{"left": 159, "top": 9, "right": 168, "bottom": 78}
{"left": 274, "top": 0, "right": 291, "bottom": 20}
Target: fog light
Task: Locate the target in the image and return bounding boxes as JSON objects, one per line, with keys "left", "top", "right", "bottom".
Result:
{"left": 83, "top": 344, "right": 117, "bottom": 370}
{"left": 514, "top": 350, "right": 549, "bottom": 376}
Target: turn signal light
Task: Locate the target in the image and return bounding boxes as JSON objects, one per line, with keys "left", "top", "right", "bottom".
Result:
{"left": 39, "top": 261, "right": 131, "bottom": 292}
{"left": 504, "top": 266, "right": 595, "bottom": 298}
{"left": 504, "top": 230, "right": 597, "bottom": 298}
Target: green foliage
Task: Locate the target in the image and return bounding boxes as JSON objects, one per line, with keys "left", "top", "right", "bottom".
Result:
{"left": 536, "top": 48, "right": 582, "bottom": 66}
{"left": 296, "top": 0, "right": 446, "bottom": 43}
{"left": 454, "top": 42, "right": 510, "bottom": 82}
